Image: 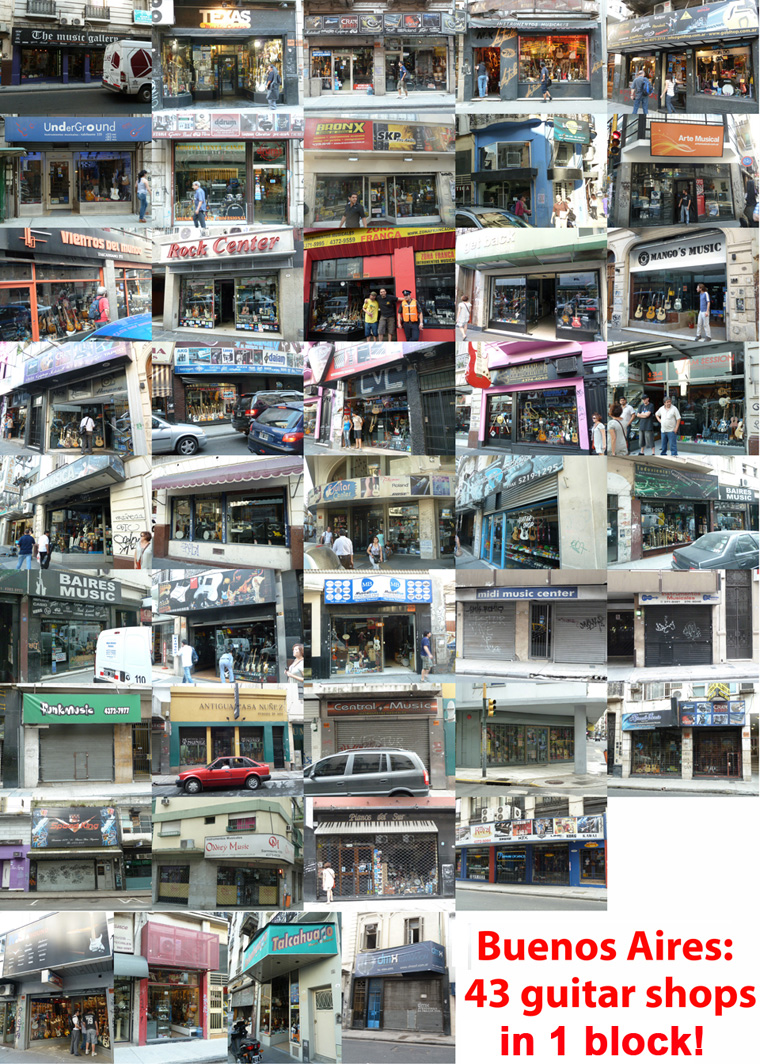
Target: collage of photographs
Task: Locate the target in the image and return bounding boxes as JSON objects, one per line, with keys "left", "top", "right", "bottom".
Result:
{"left": 0, "top": 0, "right": 757, "bottom": 1063}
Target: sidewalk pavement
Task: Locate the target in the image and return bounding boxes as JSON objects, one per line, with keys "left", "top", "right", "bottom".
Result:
{"left": 455, "top": 547, "right": 491, "bottom": 570}
{"left": 0, "top": 555, "right": 111, "bottom": 570}
{"left": 343, "top": 1029, "right": 455, "bottom": 1047}
{"left": 304, "top": 92, "right": 454, "bottom": 112}
{"left": 607, "top": 662, "right": 758, "bottom": 682}
{"left": 116, "top": 1040, "right": 228, "bottom": 1064}
{"left": 304, "top": 552, "right": 454, "bottom": 571}
{"left": 609, "top": 773, "right": 758, "bottom": 797}
{"left": 457, "top": 658, "right": 606, "bottom": 681}
{"left": 457, "top": 880, "right": 608, "bottom": 902}
{"left": 0, "top": 1047, "right": 113, "bottom": 1063}
{"left": 1, "top": 783, "right": 150, "bottom": 800}
{"left": 455, "top": 767, "right": 606, "bottom": 791}
{"left": 0, "top": 213, "right": 148, "bottom": 229}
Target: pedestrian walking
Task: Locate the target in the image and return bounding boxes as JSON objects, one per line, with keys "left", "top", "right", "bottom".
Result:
{"left": 456, "top": 297, "right": 472, "bottom": 340}
{"left": 81, "top": 1008, "right": 98, "bottom": 1057}
{"left": 695, "top": 283, "right": 712, "bottom": 341}
{"left": 333, "top": 531, "right": 354, "bottom": 569}
{"left": 266, "top": 62, "right": 281, "bottom": 110}
{"left": 3, "top": 414, "right": 12, "bottom": 439}
{"left": 321, "top": 525, "right": 334, "bottom": 546}
{"left": 38, "top": 529, "right": 51, "bottom": 570}
{"left": 218, "top": 645, "right": 235, "bottom": 684}
{"left": 79, "top": 413, "right": 96, "bottom": 454}
{"left": 351, "top": 411, "right": 364, "bottom": 450}
{"left": 635, "top": 394, "right": 655, "bottom": 455}
{"left": 192, "top": 180, "right": 207, "bottom": 231}
{"left": 179, "top": 638, "right": 197, "bottom": 684}
{"left": 420, "top": 630, "right": 434, "bottom": 681}
{"left": 656, "top": 396, "right": 681, "bottom": 455}
{"left": 591, "top": 412, "right": 606, "bottom": 455}
{"left": 662, "top": 75, "right": 677, "bottom": 113}
{"left": 339, "top": 192, "right": 367, "bottom": 229}
{"left": 606, "top": 404, "right": 629, "bottom": 455}
{"left": 321, "top": 861, "right": 335, "bottom": 903}
{"left": 342, "top": 410, "right": 352, "bottom": 448}
{"left": 15, "top": 530, "right": 35, "bottom": 570}
{"left": 743, "top": 174, "right": 757, "bottom": 227}
{"left": 70, "top": 1009, "right": 82, "bottom": 1057}
{"left": 552, "top": 194, "right": 569, "bottom": 228}
{"left": 397, "top": 60, "right": 409, "bottom": 97}
{"left": 540, "top": 62, "right": 552, "bottom": 102}
{"left": 477, "top": 59, "right": 488, "bottom": 98}
{"left": 286, "top": 643, "right": 304, "bottom": 682}
{"left": 513, "top": 194, "right": 532, "bottom": 222}
{"left": 136, "top": 170, "right": 150, "bottom": 222}
{"left": 134, "top": 531, "right": 152, "bottom": 569}
{"left": 631, "top": 68, "right": 651, "bottom": 115}
{"left": 367, "top": 536, "right": 383, "bottom": 568}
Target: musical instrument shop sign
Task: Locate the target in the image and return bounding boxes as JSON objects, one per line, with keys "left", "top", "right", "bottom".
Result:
{"left": 2, "top": 911, "right": 111, "bottom": 977}
{"left": 158, "top": 569, "right": 277, "bottom": 612}
{"left": 629, "top": 232, "right": 726, "bottom": 272}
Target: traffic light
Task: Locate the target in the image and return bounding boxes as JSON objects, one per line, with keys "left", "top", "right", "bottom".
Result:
{"left": 609, "top": 129, "right": 622, "bottom": 163}
{"left": 487, "top": 699, "right": 497, "bottom": 717}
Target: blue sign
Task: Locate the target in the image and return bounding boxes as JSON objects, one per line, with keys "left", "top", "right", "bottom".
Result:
{"left": 475, "top": 587, "right": 578, "bottom": 600}
{"left": 354, "top": 941, "right": 446, "bottom": 977}
{"left": 4, "top": 117, "right": 152, "bottom": 143}
{"left": 325, "top": 576, "right": 432, "bottom": 604}
{"left": 678, "top": 699, "right": 745, "bottom": 727}
{"left": 174, "top": 346, "right": 301, "bottom": 375}
{"left": 742, "top": 156, "right": 754, "bottom": 167}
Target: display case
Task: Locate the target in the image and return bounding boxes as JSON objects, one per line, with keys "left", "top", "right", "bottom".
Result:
{"left": 180, "top": 279, "right": 215, "bottom": 329}
{"left": 235, "top": 276, "right": 280, "bottom": 332}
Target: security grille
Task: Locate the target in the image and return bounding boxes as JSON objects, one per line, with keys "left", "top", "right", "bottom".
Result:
{"left": 422, "top": 390, "right": 455, "bottom": 454}
{"left": 693, "top": 729, "right": 741, "bottom": 778}
{"left": 553, "top": 604, "right": 606, "bottom": 664}
{"left": 532, "top": 843, "right": 570, "bottom": 885}
{"left": 132, "top": 723, "right": 151, "bottom": 779}
{"left": 384, "top": 978, "right": 443, "bottom": 1032}
{"left": 334, "top": 720, "right": 430, "bottom": 771}
{"left": 315, "top": 990, "right": 333, "bottom": 1010}
{"left": 209, "top": 973, "right": 225, "bottom": 1032}
{"left": 630, "top": 729, "right": 682, "bottom": 777}
{"left": 725, "top": 569, "right": 752, "bottom": 659}
{"left": 352, "top": 980, "right": 367, "bottom": 1028}
{"left": 39, "top": 724, "right": 113, "bottom": 782}
{"left": 463, "top": 601, "right": 516, "bottom": 658}
{"left": 644, "top": 606, "right": 712, "bottom": 666}
{"left": 530, "top": 602, "right": 552, "bottom": 658}
{"left": 317, "top": 834, "right": 439, "bottom": 897}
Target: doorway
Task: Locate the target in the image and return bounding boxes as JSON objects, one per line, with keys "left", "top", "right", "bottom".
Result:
{"left": 725, "top": 569, "right": 752, "bottom": 658}
{"left": 382, "top": 613, "right": 416, "bottom": 670}
{"left": 132, "top": 723, "right": 151, "bottom": 780}
{"left": 312, "top": 987, "right": 336, "bottom": 1058}
{"left": 608, "top": 610, "right": 635, "bottom": 660}
{"left": 96, "top": 861, "right": 114, "bottom": 890}
{"left": 674, "top": 178, "right": 697, "bottom": 222}
{"left": 366, "top": 980, "right": 382, "bottom": 1030}
{"left": 47, "top": 155, "right": 72, "bottom": 209}
{"left": 216, "top": 55, "right": 238, "bottom": 97}
{"left": 214, "top": 279, "right": 235, "bottom": 327}
{"left": 369, "top": 178, "right": 389, "bottom": 223}
{"left": 473, "top": 48, "right": 500, "bottom": 95}
{"left": 422, "top": 389, "right": 456, "bottom": 454}
{"left": 333, "top": 53, "right": 353, "bottom": 91}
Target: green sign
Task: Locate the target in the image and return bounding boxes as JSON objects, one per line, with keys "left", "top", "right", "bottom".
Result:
{"left": 244, "top": 924, "right": 338, "bottom": 971}
{"left": 23, "top": 693, "right": 142, "bottom": 724}
{"left": 634, "top": 465, "right": 719, "bottom": 500}
{"left": 553, "top": 117, "right": 590, "bottom": 144}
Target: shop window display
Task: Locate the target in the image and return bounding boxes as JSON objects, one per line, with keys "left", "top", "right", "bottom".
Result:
{"left": 532, "top": 843, "right": 570, "bottom": 885}
{"left": 318, "top": 833, "right": 440, "bottom": 896}
{"left": 78, "top": 153, "right": 132, "bottom": 204}
{"left": 627, "top": 55, "right": 656, "bottom": 84}
{"left": 464, "top": 848, "right": 491, "bottom": 880}
{"left": 187, "top": 383, "right": 238, "bottom": 422}
{"left": 227, "top": 492, "right": 286, "bottom": 545}
{"left": 517, "top": 388, "right": 579, "bottom": 446}
{"left": 180, "top": 278, "right": 215, "bottom": 329}
{"left": 556, "top": 272, "right": 599, "bottom": 334}
{"left": 310, "top": 279, "right": 363, "bottom": 335}
{"left": 174, "top": 142, "right": 247, "bottom": 223}
{"left": 30, "top": 996, "right": 108, "bottom": 1046}
{"left": 162, "top": 40, "right": 193, "bottom": 97}
{"left": 254, "top": 142, "right": 288, "bottom": 224}
{"left": 36, "top": 280, "right": 101, "bottom": 337}
{"left": 331, "top": 617, "right": 383, "bottom": 675}
{"left": 20, "top": 49, "right": 61, "bottom": 81}
{"left": 479, "top": 180, "right": 532, "bottom": 212}
{"left": 641, "top": 502, "right": 701, "bottom": 551}
{"left": 386, "top": 47, "right": 448, "bottom": 92}
{"left": 194, "top": 497, "right": 224, "bottom": 542}
{"left": 630, "top": 272, "right": 724, "bottom": 329}
{"left": 501, "top": 504, "right": 560, "bottom": 567}
{"left": 485, "top": 393, "right": 513, "bottom": 443}
{"left": 49, "top": 397, "right": 130, "bottom": 453}
{"left": 172, "top": 499, "right": 192, "bottom": 540}
{"left": 549, "top": 726, "right": 574, "bottom": 759}
{"left": 696, "top": 46, "right": 753, "bottom": 97}
{"left": 491, "top": 278, "right": 527, "bottom": 328}
{"left": 631, "top": 729, "right": 682, "bottom": 776}
{"left": 314, "top": 176, "right": 364, "bottom": 225}
{"left": 439, "top": 506, "right": 455, "bottom": 555}
{"left": 195, "top": 622, "right": 278, "bottom": 681}
{"left": 179, "top": 726, "right": 207, "bottom": 766}
{"left": 630, "top": 164, "right": 734, "bottom": 226}
{"left": 48, "top": 507, "right": 108, "bottom": 554}
{"left": 114, "top": 979, "right": 133, "bottom": 1043}
{"left": 217, "top": 866, "right": 279, "bottom": 906}
{"left": 20, "top": 154, "right": 42, "bottom": 204}
{"left": 251, "top": 41, "right": 283, "bottom": 95}
{"left": 157, "top": 864, "right": 190, "bottom": 902}
{"left": 0, "top": 286, "right": 35, "bottom": 342}
{"left": 40, "top": 620, "right": 104, "bottom": 675}
{"left": 581, "top": 849, "right": 606, "bottom": 883}
{"left": 116, "top": 268, "right": 152, "bottom": 317}
{"left": 496, "top": 846, "right": 527, "bottom": 883}
{"left": 148, "top": 970, "right": 200, "bottom": 1039}
{"left": 393, "top": 175, "right": 439, "bottom": 219}
{"left": 519, "top": 36, "right": 589, "bottom": 83}
{"left": 236, "top": 274, "right": 280, "bottom": 332}
{"left": 415, "top": 262, "right": 456, "bottom": 327}
{"left": 473, "top": 48, "right": 500, "bottom": 95}
{"left": 714, "top": 508, "right": 749, "bottom": 531}
{"left": 388, "top": 504, "right": 420, "bottom": 555}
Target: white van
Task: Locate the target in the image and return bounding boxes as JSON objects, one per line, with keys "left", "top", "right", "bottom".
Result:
{"left": 95, "top": 627, "right": 152, "bottom": 685}
{"left": 102, "top": 40, "right": 153, "bottom": 103}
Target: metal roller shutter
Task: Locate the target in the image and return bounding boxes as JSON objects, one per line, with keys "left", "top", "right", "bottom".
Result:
{"left": 39, "top": 724, "right": 114, "bottom": 782}
{"left": 383, "top": 978, "right": 443, "bottom": 1032}
{"left": 644, "top": 606, "right": 713, "bottom": 666}
{"left": 499, "top": 476, "right": 559, "bottom": 511}
{"left": 36, "top": 860, "right": 96, "bottom": 892}
{"left": 553, "top": 604, "right": 607, "bottom": 664}
{"left": 334, "top": 720, "right": 430, "bottom": 771}
{"left": 463, "top": 602, "right": 516, "bottom": 658}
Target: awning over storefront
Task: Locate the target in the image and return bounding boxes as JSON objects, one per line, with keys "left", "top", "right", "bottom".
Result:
{"left": 243, "top": 922, "right": 339, "bottom": 983}
{"left": 153, "top": 458, "right": 301, "bottom": 490}
{"left": 152, "top": 363, "right": 173, "bottom": 398}
{"left": 114, "top": 953, "right": 150, "bottom": 978}
{"left": 607, "top": 0, "right": 757, "bottom": 50}
{"left": 315, "top": 820, "right": 438, "bottom": 834}
{"left": 306, "top": 228, "right": 454, "bottom": 262}
{"left": 457, "top": 231, "right": 607, "bottom": 270}
{"left": 23, "top": 455, "right": 126, "bottom": 504}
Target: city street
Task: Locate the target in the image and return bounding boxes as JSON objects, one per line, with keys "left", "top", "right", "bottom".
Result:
{"left": 0, "top": 891, "right": 151, "bottom": 910}
{"left": 342, "top": 1038, "right": 456, "bottom": 1063}
{"left": 0, "top": 86, "right": 150, "bottom": 114}
{"left": 456, "top": 887, "right": 607, "bottom": 911}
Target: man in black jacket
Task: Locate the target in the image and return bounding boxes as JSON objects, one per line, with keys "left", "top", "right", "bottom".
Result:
{"left": 377, "top": 288, "right": 397, "bottom": 340}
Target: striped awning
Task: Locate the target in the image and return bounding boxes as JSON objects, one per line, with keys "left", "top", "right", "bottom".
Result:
{"left": 152, "top": 363, "right": 172, "bottom": 398}
{"left": 153, "top": 457, "right": 302, "bottom": 489}
{"left": 314, "top": 820, "right": 437, "bottom": 835}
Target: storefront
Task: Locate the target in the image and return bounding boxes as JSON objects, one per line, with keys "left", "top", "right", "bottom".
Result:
{"left": 456, "top": 814, "right": 607, "bottom": 888}
{"left": 622, "top": 343, "right": 747, "bottom": 452}
{"left": 304, "top": 12, "right": 461, "bottom": 96}
{"left": 138, "top": 920, "right": 219, "bottom": 1043}
{"left": 158, "top": 227, "right": 302, "bottom": 340}
{"left": 155, "top": 3, "right": 298, "bottom": 108}
{"left": 171, "top": 343, "right": 302, "bottom": 425}
{"left": 158, "top": 570, "right": 285, "bottom": 685}
{"left": 621, "top": 698, "right": 748, "bottom": 780}
{"left": 205, "top": 832, "right": 296, "bottom": 907}
{"left": 463, "top": 16, "right": 603, "bottom": 100}
{"left": 29, "top": 804, "right": 122, "bottom": 892}
{"left": 166, "top": 685, "right": 289, "bottom": 771}
{"left": 0, "top": 227, "right": 151, "bottom": 341}
{"left": 350, "top": 941, "right": 450, "bottom": 1033}
{"left": 304, "top": 118, "right": 454, "bottom": 227}
{"left": 8, "top": 26, "right": 143, "bottom": 85}
{"left": 683, "top": 699, "right": 746, "bottom": 777}
{"left": 305, "top": 228, "right": 455, "bottom": 342}
{"left": 608, "top": 1, "right": 759, "bottom": 113}
{"left": 0, "top": 844, "right": 30, "bottom": 892}
{"left": 308, "top": 472, "right": 455, "bottom": 560}
{"left": 620, "top": 590, "right": 721, "bottom": 667}
{"left": 243, "top": 919, "right": 341, "bottom": 1063}
{"left": 4, "top": 118, "right": 151, "bottom": 218}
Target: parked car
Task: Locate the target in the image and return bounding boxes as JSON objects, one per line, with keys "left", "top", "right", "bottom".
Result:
{"left": 232, "top": 391, "right": 303, "bottom": 434}
{"left": 176, "top": 756, "right": 272, "bottom": 793}
{"left": 247, "top": 402, "right": 304, "bottom": 455}
{"left": 671, "top": 530, "right": 759, "bottom": 570}
{"left": 304, "top": 545, "right": 344, "bottom": 570}
{"left": 102, "top": 39, "right": 153, "bottom": 103}
{"left": 152, "top": 414, "right": 207, "bottom": 455}
{"left": 455, "top": 207, "right": 531, "bottom": 229}
{"left": 303, "top": 748, "right": 430, "bottom": 796}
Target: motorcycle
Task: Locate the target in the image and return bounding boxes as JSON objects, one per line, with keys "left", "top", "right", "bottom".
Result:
{"left": 236, "top": 1037, "right": 263, "bottom": 1063}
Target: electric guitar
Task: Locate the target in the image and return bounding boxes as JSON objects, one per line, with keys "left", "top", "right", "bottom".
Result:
{"left": 664, "top": 288, "right": 673, "bottom": 310}
{"left": 537, "top": 419, "right": 547, "bottom": 442}
{"left": 571, "top": 312, "right": 582, "bottom": 328}
{"left": 519, "top": 520, "right": 530, "bottom": 542}
{"left": 529, "top": 521, "right": 537, "bottom": 542}
{"left": 512, "top": 522, "right": 521, "bottom": 543}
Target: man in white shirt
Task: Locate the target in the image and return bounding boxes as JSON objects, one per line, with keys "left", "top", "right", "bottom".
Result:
{"left": 80, "top": 414, "right": 96, "bottom": 454}
{"left": 321, "top": 526, "right": 334, "bottom": 546}
{"left": 619, "top": 396, "right": 636, "bottom": 434}
{"left": 38, "top": 529, "right": 51, "bottom": 570}
{"left": 179, "top": 639, "right": 196, "bottom": 685}
{"left": 655, "top": 396, "right": 681, "bottom": 456}
{"left": 333, "top": 531, "right": 354, "bottom": 569}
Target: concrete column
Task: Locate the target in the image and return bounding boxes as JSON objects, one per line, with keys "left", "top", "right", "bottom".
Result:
{"left": 742, "top": 725, "right": 752, "bottom": 781}
{"left": 114, "top": 723, "right": 133, "bottom": 784}
{"left": 514, "top": 601, "right": 530, "bottom": 661}
{"left": 24, "top": 726, "right": 39, "bottom": 787}
{"left": 681, "top": 727, "right": 693, "bottom": 780}
{"left": 573, "top": 704, "right": 587, "bottom": 774}
{"left": 568, "top": 795, "right": 584, "bottom": 815}
{"left": 621, "top": 730, "right": 631, "bottom": 779}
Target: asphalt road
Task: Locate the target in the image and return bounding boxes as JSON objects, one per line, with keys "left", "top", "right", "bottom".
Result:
{"left": 153, "top": 780, "right": 302, "bottom": 797}
{"left": 456, "top": 887, "right": 607, "bottom": 911}
{"left": 342, "top": 1039, "right": 456, "bottom": 1063}
{"left": 155, "top": 434, "right": 255, "bottom": 459}
{"left": 0, "top": 87, "right": 150, "bottom": 115}
{"left": 0, "top": 892, "right": 150, "bottom": 910}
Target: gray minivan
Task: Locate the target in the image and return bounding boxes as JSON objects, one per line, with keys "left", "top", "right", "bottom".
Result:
{"left": 303, "top": 748, "right": 429, "bottom": 796}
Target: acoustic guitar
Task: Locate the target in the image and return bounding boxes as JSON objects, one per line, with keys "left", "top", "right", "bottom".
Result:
{"left": 656, "top": 295, "right": 667, "bottom": 322}
{"left": 735, "top": 419, "right": 744, "bottom": 440}
{"left": 634, "top": 299, "right": 644, "bottom": 319}
{"left": 646, "top": 296, "right": 657, "bottom": 321}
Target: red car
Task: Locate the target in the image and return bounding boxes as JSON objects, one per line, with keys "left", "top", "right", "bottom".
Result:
{"left": 176, "top": 756, "right": 271, "bottom": 793}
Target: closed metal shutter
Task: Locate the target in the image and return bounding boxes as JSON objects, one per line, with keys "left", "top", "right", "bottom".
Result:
{"left": 644, "top": 606, "right": 712, "bottom": 666}
{"left": 383, "top": 978, "right": 443, "bottom": 1032}
{"left": 39, "top": 725, "right": 114, "bottom": 782}
{"left": 553, "top": 604, "right": 607, "bottom": 664}
{"left": 334, "top": 720, "right": 430, "bottom": 771}
{"left": 499, "top": 476, "right": 559, "bottom": 511}
{"left": 463, "top": 602, "right": 516, "bottom": 658}
{"left": 36, "top": 860, "right": 96, "bottom": 892}
{"left": 725, "top": 570, "right": 752, "bottom": 659}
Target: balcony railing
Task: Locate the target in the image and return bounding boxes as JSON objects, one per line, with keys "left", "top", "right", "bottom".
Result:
{"left": 26, "top": 0, "right": 57, "bottom": 15}
{"left": 84, "top": 4, "right": 111, "bottom": 18}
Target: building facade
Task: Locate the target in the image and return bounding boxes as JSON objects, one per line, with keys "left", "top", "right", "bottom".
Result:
{"left": 0, "top": 795, "right": 31, "bottom": 893}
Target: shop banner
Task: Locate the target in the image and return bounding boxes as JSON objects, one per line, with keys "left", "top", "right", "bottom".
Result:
{"left": 629, "top": 232, "right": 726, "bottom": 272}
{"left": 553, "top": 117, "right": 591, "bottom": 144}
{"left": 244, "top": 924, "right": 338, "bottom": 971}
{"left": 0, "top": 228, "right": 149, "bottom": 264}
{"left": 29, "top": 570, "right": 121, "bottom": 604}
{"left": 470, "top": 0, "right": 593, "bottom": 11}
{"left": 458, "top": 815, "right": 605, "bottom": 844}
{"left": 650, "top": 122, "right": 725, "bottom": 158}
{"left": 326, "top": 342, "right": 414, "bottom": 381}
{"left": 475, "top": 586, "right": 578, "bottom": 600}
{"left": 309, "top": 473, "right": 453, "bottom": 507}
{"left": 355, "top": 940, "right": 447, "bottom": 976}
{"left": 305, "top": 118, "right": 374, "bottom": 151}
{"left": 327, "top": 698, "right": 438, "bottom": 715}
{"left": 31, "top": 807, "right": 118, "bottom": 849}
{"left": 718, "top": 484, "right": 756, "bottom": 503}
{"left": 305, "top": 14, "right": 384, "bottom": 33}
{"left": 174, "top": 345, "right": 302, "bottom": 375}
{"left": 4, "top": 117, "right": 151, "bottom": 143}
{"left": 152, "top": 111, "right": 304, "bottom": 139}
{"left": 11, "top": 27, "right": 124, "bottom": 47}
{"left": 416, "top": 249, "right": 456, "bottom": 265}
{"left": 644, "top": 350, "right": 734, "bottom": 382}
{"left": 113, "top": 914, "right": 134, "bottom": 954}
{"left": 23, "top": 343, "right": 131, "bottom": 385}
{"left": 169, "top": 688, "right": 287, "bottom": 722}
{"left": 204, "top": 832, "right": 295, "bottom": 863}
{"left": 3, "top": 911, "right": 111, "bottom": 977}
{"left": 23, "top": 693, "right": 141, "bottom": 725}
{"left": 383, "top": 12, "right": 442, "bottom": 32}
{"left": 374, "top": 123, "right": 454, "bottom": 153}
{"left": 639, "top": 591, "right": 721, "bottom": 604}
{"left": 324, "top": 576, "right": 433, "bottom": 603}
{"left": 305, "top": 226, "right": 452, "bottom": 249}
{"left": 622, "top": 709, "right": 677, "bottom": 731}
{"left": 608, "top": 1, "right": 758, "bottom": 49}
{"left": 353, "top": 364, "right": 408, "bottom": 397}
{"left": 634, "top": 464, "right": 719, "bottom": 500}
{"left": 678, "top": 699, "right": 745, "bottom": 727}
{"left": 159, "top": 228, "right": 295, "bottom": 265}
{"left": 158, "top": 569, "right": 277, "bottom": 613}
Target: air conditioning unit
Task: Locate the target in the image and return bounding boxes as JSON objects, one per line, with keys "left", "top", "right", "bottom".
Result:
{"left": 739, "top": 683, "right": 754, "bottom": 693}
{"left": 0, "top": 985, "right": 15, "bottom": 998}
{"left": 506, "top": 152, "right": 522, "bottom": 167}
{"left": 12, "top": 851, "right": 23, "bottom": 858}
{"left": 653, "top": 2, "right": 672, "bottom": 12}
{"left": 513, "top": 807, "right": 522, "bottom": 819}
{"left": 180, "top": 839, "right": 195, "bottom": 849}
{"left": 59, "top": 16, "right": 69, "bottom": 24}
{"left": 670, "top": 689, "right": 684, "bottom": 702}
{"left": 70, "top": 17, "right": 83, "bottom": 24}
{"left": 178, "top": 227, "right": 193, "bottom": 240}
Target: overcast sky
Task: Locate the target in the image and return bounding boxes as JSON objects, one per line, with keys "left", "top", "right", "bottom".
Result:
{"left": 0, "top": 911, "right": 53, "bottom": 937}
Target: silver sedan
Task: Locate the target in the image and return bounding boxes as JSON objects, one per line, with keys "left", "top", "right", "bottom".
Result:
{"left": 152, "top": 415, "right": 208, "bottom": 456}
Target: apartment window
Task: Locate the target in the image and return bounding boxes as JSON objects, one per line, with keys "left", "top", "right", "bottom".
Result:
{"left": 363, "top": 924, "right": 378, "bottom": 949}
{"left": 405, "top": 917, "right": 422, "bottom": 944}
{"left": 205, "top": 816, "right": 216, "bottom": 824}
{"left": 469, "top": 798, "right": 489, "bottom": 820}
{"left": 159, "top": 820, "right": 181, "bottom": 837}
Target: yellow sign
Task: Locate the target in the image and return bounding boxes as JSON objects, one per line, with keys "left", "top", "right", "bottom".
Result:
{"left": 170, "top": 686, "right": 288, "bottom": 722}
{"left": 707, "top": 682, "right": 730, "bottom": 700}
{"left": 415, "top": 249, "right": 456, "bottom": 264}
{"left": 305, "top": 226, "right": 454, "bottom": 250}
